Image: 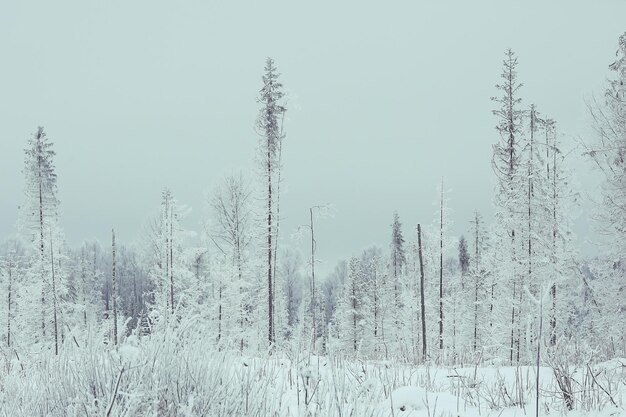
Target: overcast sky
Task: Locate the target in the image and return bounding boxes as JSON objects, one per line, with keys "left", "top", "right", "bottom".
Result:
{"left": 1, "top": 1, "right": 625, "bottom": 276}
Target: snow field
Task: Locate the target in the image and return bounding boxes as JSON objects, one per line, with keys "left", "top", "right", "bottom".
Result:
{"left": 1, "top": 325, "right": 623, "bottom": 417}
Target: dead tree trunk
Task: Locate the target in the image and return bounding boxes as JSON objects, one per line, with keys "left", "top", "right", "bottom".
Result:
{"left": 38, "top": 155, "right": 46, "bottom": 339}
{"left": 417, "top": 224, "right": 427, "bottom": 360}
{"left": 170, "top": 205, "right": 175, "bottom": 315}
{"left": 352, "top": 282, "right": 357, "bottom": 354}
{"left": 50, "top": 231, "right": 59, "bottom": 355}
{"left": 81, "top": 249, "right": 87, "bottom": 327}
{"left": 7, "top": 259, "right": 13, "bottom": 347}
{"left": 267, "top": 146, "right": 274, "bottom": 345}
{"left": 272, "top": 136, "right": 283, "bottom": 328}
{"left": 112, "top": 229, "right": 118, "bottom": 346}
{"left": 549, "top": 122, "right": 558, "bottom": 346}
{"left": 439, "top": 180, "right": 444, "bottom": 351}
{"left": 310, "top": 207, "right": 316, "bottom": 346}
{"left": 473, "top": 212, "right": 481, "bottom": 352}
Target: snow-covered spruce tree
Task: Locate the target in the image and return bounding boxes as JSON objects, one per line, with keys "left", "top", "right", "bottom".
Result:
{"left": 97, "top": 239, "right": 125, "bottom": 346}
{"left": 421, "top": 181, "right": 453, "bottom": 362}
{"left": 404, "top": 239, "right": 420, "bottom": 361}
{"left": 390, "top": 212, "right": 406, "bottom": 307}
{"left": 145, "top": 189, "right": 193, "bottom": 331}
{"left": 69, "top": 241, "right": 100, "bottom": 343}
{"left": 336, "top": 256, "right": 370, "bottom": 356}
{"left": 279, "top": 248, "right": 304, "bottom": 341}
{"left": 543, "top": 118, "right": 559, "bottom": 348}
{"left": 583, "top": 258, "right": 625, "bottom": 358}
{"left": 389, "top": 211, "right": 407, "bottom": 354}
{"left": 255, "top": 57, "right": 287, "bottom": 346}
{"left": 491, "top": 50, "right": 526, "bottom": 364}
{"left": 493, "top": 101, "right": 577, "bottom": 363}
{"left": 210, "top": 173, "right": 252, "bottom": 287}
{"left": 585, "top": 32, "right": 626, "bottom": 356}
{"left": 163, "top": 189, "right": 175, "bottom": 317}
{"left": 302, "top": 205, "right": 331, "bottom": 351}
{"left": 80, "top": 242, "right": 148, "bottom": 344}
{"left": 541, "top": 119, "right": 579, "bottom": 351}
{"left": 209, "top": 173, "right": 255, "bottom": 350}
{"left": 19, "top": 127, "right": 68, "bottom": 355}
{"left": 504, "top": 107, "right": 581, "bottom": 363}
{"left": 111, "top": 229, "right": 119, "bottom": 346}
{"left": 458, "top": 236, "right": 470, "bottom": 287}
{"left": 468, "top": 212, "right": 491, "bottom": 355}
{"left": 455, "top": 236, "right": 472, "bottom": 359}
{"left": 360, "top": 246, "right": 387, "bottom": 358}
{"left": 65, "top": 248, "right": 84, "bottom": 335}
{"left": 322, "top": 260, "right": 347, "bottom": 351}
{"left": 442, "top": 256, "right": 464, "bottom": 363}
{"left": 517, "top": 105, "right": 552, "bottom": 361}
{"left": 587, "top": 32, "right": 626, "bottom": 248}
{"left": 207, "top": 257, "right": 245, "bottom": 349}
{"left": 117, "top": 245, "right": 150, "bottom": 333}
{"left": 91, "top": 242, "right": 110, "bottom": 339}
{"left": 0, "top": 239, "right": 26, "bottom": 348}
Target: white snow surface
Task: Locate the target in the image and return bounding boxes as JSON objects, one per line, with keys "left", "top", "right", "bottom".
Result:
{"left": 1, "top": 336, "right": 625, "bottom": 417}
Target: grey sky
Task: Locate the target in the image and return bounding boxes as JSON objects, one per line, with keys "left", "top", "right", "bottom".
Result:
{"left": 1, "top": 1, "right": 624, "bottom": 276}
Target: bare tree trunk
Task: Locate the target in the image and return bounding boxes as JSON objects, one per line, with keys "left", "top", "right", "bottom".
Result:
{"left": 7, "top": 261, "right": 12, "bottom": 347}
{"left": 38, "top": 157, "right": 46, "bottom": 339}
{"left": 267, "top": 147, "right": 274, "bottom": 345}
{"left": 90, "top": 246, "right": 95, "bottom": 283}
{"left": 272, "top": 137, "right": 283, "bottom": 322}
{"left": 163, "top": 192, "right": 171, "bottom": 316}
{"left": 132, "top": 272, "right": 137, "bottom": 320}
{"left": 374, "top": 270, "right": 379, "bottom": 352}
{"left": 550, "top": 284, "right": 556, "bottom": 345}
{"left": 310, "top": 208, "right": 317, "bottom": 348}
{"left": 81, "top": 249, "right": 87, "bottom": 327}
{"left": 490, "top": 282, "right": 495, "bottom": 328}
{"left": 112, "top": 229, "right": 118, "bottom": 346}
{"left": 517, "top": 288, "right": 522, "bottom": 362}
{"left": 452, "top": 292, "right": 457, "bottom": 363}
{"left": 218, "top": 281, "right": 222, "bottom": 345}
{"left": 508, "top": 221, "right": 519, "bottom": 365}
{"left": 510, "top": 281, "right": 516, "bottom": 365}
{"left": 170, "top": 205, "right": 174, "bottom": 315}
{"left": 50, "top": 230, "right": 59, "bottom": 355}
{"left": 473, "top": 213, "right": 480, "bottom": 352}
{"left": 236, "top": 234, "right": 245, "bottom": 352}
{"left": 394, "top": 252, "right": 399, "bottom": 327}
{"left": 417, "top": 224, "right": 427, "bottom": 360}
{"left": 474, "top": 283, "right": 478, "bottom": 352}
{"left": 439, "top": 180, "right": 444, "bottom": 351}
{"left": 352, "top": 284, "right": 357, "bottom": 354}
{"left": 528, "top": 107, "right": 535, "bottom": 350}
{"left": 550, "top": 124, "right": 558, "bottom": 346}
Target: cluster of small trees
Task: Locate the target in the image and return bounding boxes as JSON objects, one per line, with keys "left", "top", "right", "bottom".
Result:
{"left": 488, "top": 49, "right": 579, "bottom": 364}
{"left": 583, "top": 32, "right": 626, "bottom": 359}
{"left": 0, "top": 58, "right": 290, "bottom": 356}
{"left": 323, "top": 40, "right": 624, "bottom": 364}
{"left": 0, "top": 34, "right": 625, "bottom": 365}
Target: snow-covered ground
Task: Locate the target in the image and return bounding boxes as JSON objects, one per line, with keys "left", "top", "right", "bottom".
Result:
{"left": 1, "top": 331, "right": 623, "bottom": 417}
